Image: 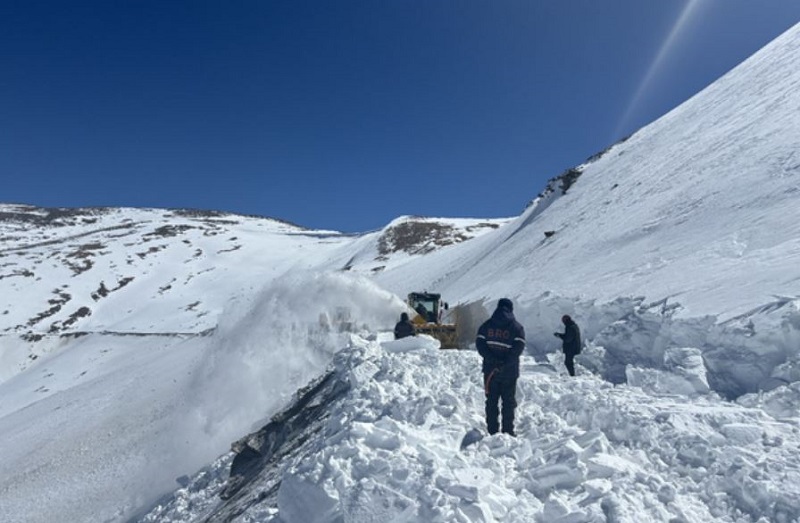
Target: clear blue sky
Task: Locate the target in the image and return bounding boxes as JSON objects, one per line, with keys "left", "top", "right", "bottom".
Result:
{"left": 2, "top": 1, "right": 799, "bottom": 232}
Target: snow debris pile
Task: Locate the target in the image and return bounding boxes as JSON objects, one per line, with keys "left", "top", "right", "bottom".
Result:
{"left": 143, "top": 332, "right": 800, "bottom": 523}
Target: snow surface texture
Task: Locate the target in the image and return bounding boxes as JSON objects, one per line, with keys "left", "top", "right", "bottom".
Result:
{"left": 140, "top": 335, "right": 800, "bottom": 523}
{"left": 1, "top": 20, "right": 800, "bottom": 523}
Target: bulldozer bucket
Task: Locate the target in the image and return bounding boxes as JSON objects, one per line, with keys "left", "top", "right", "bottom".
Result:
{"left": 415, "top": 323, "right": 459, "bottom": 349}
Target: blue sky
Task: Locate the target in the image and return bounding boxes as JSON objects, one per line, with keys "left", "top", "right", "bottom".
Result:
{"left": 2, "top": 1, "right": 799, "bottom": 232}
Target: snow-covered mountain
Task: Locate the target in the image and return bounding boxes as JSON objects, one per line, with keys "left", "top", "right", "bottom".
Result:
{"left": 2, "top": 21, "right": 800, "bottom": 523}
{"left": 0, "top": 205, "right": 504, "bottom": 380}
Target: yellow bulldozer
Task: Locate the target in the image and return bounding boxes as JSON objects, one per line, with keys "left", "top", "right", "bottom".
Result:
{"left": 407, "top": 292, "right": 460, "bottom": 349}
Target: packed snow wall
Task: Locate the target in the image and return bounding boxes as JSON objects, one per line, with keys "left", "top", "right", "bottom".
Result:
{"left": 471, "top": 294, "right": 800, "bottom": 400}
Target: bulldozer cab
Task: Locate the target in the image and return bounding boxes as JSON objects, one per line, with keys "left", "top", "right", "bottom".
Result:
{"left": 408, "top": 292, "right": 444, "bottom": 324}
{"left": 407, "top": 292, "right": 459, "bottom": 349}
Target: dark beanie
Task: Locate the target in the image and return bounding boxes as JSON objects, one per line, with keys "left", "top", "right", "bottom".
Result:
{"left": 498, "top": 298, "right": 513, "bottom": 312}
{"left": 401, "top": 312, "right": 409, "bottom": 321}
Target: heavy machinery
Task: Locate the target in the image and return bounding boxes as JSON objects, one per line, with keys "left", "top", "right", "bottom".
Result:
{"left": 407, "top": 292, "right": 459, "bottom": 349}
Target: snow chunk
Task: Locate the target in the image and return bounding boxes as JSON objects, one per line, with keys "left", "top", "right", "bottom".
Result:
{"left": 277, "top": 474, "right": 340, "bottom": 523}
{"left": 626, "top": 347, "right": 710, "bottom": 396}
{"left": 719, "top": 423, "right": 763, "bottom": 445}
{"left": 528, "top": 463, "right": 586, "bottom": 495}
{"left": 341, "top": 478, "right": 417, "bottom": 522}
{"left": 347, "top": 359, "right": 380, "bottom": 389}
{"left": 351, "top": 420, "right": 402, "bottom": 450}
{"left": 586, "top": 453, "right": 646, "bottom": 479}
{"left": 738, "top": 381, "right": 800, "bottom": 418}
{"left": 380, "top": 334, "right": 440, "bottom": 353}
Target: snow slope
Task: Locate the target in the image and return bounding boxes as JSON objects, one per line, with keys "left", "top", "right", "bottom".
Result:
{"left": 368, "top": 21, "right": 800, "bottom": 322}
{"left": 0, "top": 205, "right": 347, "bottom": 380}
{"left": 1, "top": 20, "right": 800, "bottom": 523}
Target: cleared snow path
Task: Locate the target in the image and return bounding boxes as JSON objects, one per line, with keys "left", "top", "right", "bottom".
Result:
{"left": 141, "top": 334, "right": 800, "bottom": 523}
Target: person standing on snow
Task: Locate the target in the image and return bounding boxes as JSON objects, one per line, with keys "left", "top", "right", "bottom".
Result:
{"left": 554, "top": 314, "right": 582, "bottom": 376}
{"left": 394, "top": 312, "right": 416, "bottom": 339}
{"left": 476, "top": 298, "right": 526, "bottom": 436}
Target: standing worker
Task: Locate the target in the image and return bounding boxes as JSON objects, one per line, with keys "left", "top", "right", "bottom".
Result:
{"left": 476, "top": 298, "right": 526, "bottom": 436}
{"left": 554, "top": 314, "right": 582, "bottom": 376}
{"left": 394, "top": 312, "right": 416, "bottom": 339}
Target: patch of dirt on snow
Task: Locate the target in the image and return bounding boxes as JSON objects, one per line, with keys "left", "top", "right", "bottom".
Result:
{"left": 378, "top": 221, "right": 470, "bottom": 256}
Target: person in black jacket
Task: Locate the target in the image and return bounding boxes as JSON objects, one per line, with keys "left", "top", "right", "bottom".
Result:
{"left": 554, "top": 314, "right": 581, "bottom": 376}
{"left": 476, "top": 298, "right": 526, "bottom": 436}
{"left": 394, "top": 312, "right": 416, "bottom": 339}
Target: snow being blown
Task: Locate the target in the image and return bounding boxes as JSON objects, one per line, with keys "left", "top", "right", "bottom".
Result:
{"left": 143, "top": 271, "right": 409, "bottom": 517}
{"left": 141, "top": 332, "right": 800, "bottom": 523}
{"left": 174, "top": 270, "right": 406, "bottom": 459}
{"left": 0, "top": 271, "right": 405, "bottom": 523}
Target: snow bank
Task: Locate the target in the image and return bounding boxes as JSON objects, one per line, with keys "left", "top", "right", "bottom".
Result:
{"left": 276, "top": 338, "right": 800, "bottom": 523}
{"left": 489, "top": 293, "right": 800, "bottom": 400}
{"left": 138, "top": 320, "right": 800, "bottom": 523}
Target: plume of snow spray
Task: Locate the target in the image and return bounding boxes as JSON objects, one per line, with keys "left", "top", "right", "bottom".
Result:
{"left": 171, "top": 271, "right": 405, "bottom": 468}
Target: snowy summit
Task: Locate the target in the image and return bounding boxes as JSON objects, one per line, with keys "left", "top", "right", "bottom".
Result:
{"left": 1, "top": 20, "right": 800, "bottom": 523}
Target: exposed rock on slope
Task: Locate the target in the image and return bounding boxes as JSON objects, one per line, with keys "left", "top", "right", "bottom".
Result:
{"left": 377, "top": 217, "right": 501, "bottom": 257}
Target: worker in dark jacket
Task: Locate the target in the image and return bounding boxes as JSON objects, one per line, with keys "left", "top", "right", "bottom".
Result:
{"left": 394, "top": 312, "right": 416, "bottom": 339}
{"left": 554, "top": 314, "right": 581, "bottom": 376}
{"left": 476, "top": 298, "right": 526, "bottom": 436}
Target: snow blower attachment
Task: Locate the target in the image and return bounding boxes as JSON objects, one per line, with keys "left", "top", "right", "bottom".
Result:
{"left": 407, "top": 292, "right": 460, "bottom": 349}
